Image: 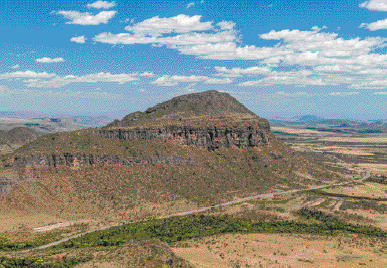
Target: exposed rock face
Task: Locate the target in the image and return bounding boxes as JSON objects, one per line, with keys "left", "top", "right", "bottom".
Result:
{"left": 2, "top": 153, "right": 194, "bottom": 169}
{"left": 98, "top": 126, "right": 269, "bottom": 151}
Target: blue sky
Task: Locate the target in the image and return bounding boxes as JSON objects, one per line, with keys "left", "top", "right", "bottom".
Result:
{"left": 1, "top": 0, "right": 387, "bottom": 119}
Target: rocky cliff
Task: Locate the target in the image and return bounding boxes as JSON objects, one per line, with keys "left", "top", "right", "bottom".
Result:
{"left": 2, "top": 153, "right": 194, "bottom": 169}
{"left": 98, "top": 125, "right": 269, "bottom": 151}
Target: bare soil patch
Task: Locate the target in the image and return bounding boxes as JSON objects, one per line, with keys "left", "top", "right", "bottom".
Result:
{"left": 173, "top": 233, "right": 387, "bottom": 268}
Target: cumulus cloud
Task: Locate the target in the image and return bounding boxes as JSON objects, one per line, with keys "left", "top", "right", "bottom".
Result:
{"left": 0, "top": 71, "right": 145, "bottom": 88}
{"left": 311, "top": 25, "right": 327, "bottom": 31}
{"left": 187, "top": 2, "right": 195, "bottom": 8}
{"left": 57, "top": 10, "right": 116, "bottom": 25}
{"left": 215, "top": 66, "right": 271, "bottom": 76}
{"left": 124, "top": 14, "right": 214, "bottom": 35}
{"left": 26, "top": 72, "right": 139, "bottom": 88}
{"left": 360, "top": 19, "right": 387, "bottom": 31}
{"left": 204, "top": 78, "right": 233, "bottom": 84}
{"left": 151, "top": 75, "right": 214, "bottom": 86}
{"left": 217, "top": 21, "right": 236, "bottom": 30}
{"left": 71, "top": 36, "right": 87, "bottom": 44}
{"left": 87, "top": 1, "right": 116, "bottom": 9}
{"left": 239, "top": 71, "right": 328, "bottom": 87}
{"left": 0, "top": 85, "right": 123, "bottom": 100}
{"left": 274, "top": 91, "right": 319, "bottom": 97}
{"left": 151, "top": 76, "right": 179, "bottom": 86}
{"left": 140, "top": 71, "right": 154, "bottom": 76}
{"left": 89, "top": 14, "right": 387, "bottom": 89}
{"left": 328, "top": 92, "right": 359, "bottom": 96}
{"left": 360, "top": 0, "right": 387, "bottom": 11}
{"left": 36, "top": 57, "right": 65, "bottom": 63}
{"left": 0, "top": 71, "right": 56, "bottom": 79}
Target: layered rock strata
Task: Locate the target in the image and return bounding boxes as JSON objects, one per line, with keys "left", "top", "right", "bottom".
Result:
{"left": 98, "top": 126, "right": 269, "bottom": 151}
{"left": 2, "top": 153, "right": 194, "bottom": 169}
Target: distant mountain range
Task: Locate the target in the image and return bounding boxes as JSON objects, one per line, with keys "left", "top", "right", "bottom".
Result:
{"left": 0, "top": 115, "right": 115, "bottom": 133}
{"left": 268, "top": 115, "right": 387, "bottom": 133}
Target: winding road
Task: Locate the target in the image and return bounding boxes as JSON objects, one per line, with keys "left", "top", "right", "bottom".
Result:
{"left": 20, "top": 163, "right": 370, "bottom": 253}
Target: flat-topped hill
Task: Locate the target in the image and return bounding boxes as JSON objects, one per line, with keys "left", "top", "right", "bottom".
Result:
{"left": 0, "top": 90, "right": 349, "bottom": 230}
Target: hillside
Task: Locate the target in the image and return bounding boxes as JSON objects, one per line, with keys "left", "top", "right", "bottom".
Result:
{"left": 0, "top": 91, "right": 352, "bottom": 231}
{"left": 0, "top": 127, "right": 41, "bottom": 155}
{"left": 0, "top": 116, "right": 114, "bottom": 133}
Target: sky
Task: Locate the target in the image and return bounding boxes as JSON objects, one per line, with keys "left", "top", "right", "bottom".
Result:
{"left": 1, "top": 0, "right": 387, "bottom": 119}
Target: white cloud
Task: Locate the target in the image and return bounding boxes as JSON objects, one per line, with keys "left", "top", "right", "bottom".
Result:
{"left": 151, "top": 75, "right": 208, "bottom": 86}
{"left": 360, "top": 0, "right": 387, "bottom": 11}
{"left": 89, "top": 14, "right": 387, "bottom": 90}
{"left": 151, "top": 76, "right": 178, "bottom": 86}
{"left": 360, "top": 19, "right": 387, "bottom": 31}
{"left": 328, "top": 92, "right": 359, "bottom": 96}
{"left": 374, "top": 91, "right": 387, "bottom": 94}
{"left": 36, "top": 57, "right": 65, "bottom": 63}
{"left": 0, "top": 71, "right": 144, "bottom": 88}
{"left": 314, "top": 65, "right": 348, "bottom": 72}
{"left": 25, "top": 72, "right": 139, "bottom": 88}
{"left": 311, "top": 25, "right": 327, "bottom": 31}
{"left": 216, "top": 21, "right": 235, "bottom": 30}
{"left": 0, "top": 85, "right": 123, "bottom": 100}
{"left": 94, "top": 30, "right": 236, "bottom": 46}
{"left": 124, "top": 14, "right": 214, "bottom": 35}
{"left": 274, "top": 91, "right": 319, "bottom": 97}
{"left": 204, "top": 78, "right": 233, "bottom": 84}
{"left": 0, "top": 71, "right": 56, "bottom": 79}
{"left": 170, "top": 75, "right": 208, "bottom": 82}
{"left": 11, "top": 65, "right": 20, "bottom": 69}
{"left": 215, "top": 66, "right": 271, "bottom": 76}
{"left": 187, "top": 2, "right": 195, "bottom": 8}
{"left": 71, "top": 36, "right": 87, "bottom": 44}
{"left": 140, "top": 72, "right": 154, "bottom": 77}
{"left": 87, "top": 1, "right": 116, "bottom": 9}
{"left": 239, "top": 74, "right": 328, "bottom": 87}
{"left": 57, "top": 10, "right": 116, "bottom": 25}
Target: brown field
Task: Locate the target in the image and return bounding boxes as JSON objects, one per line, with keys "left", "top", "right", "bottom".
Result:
{"left": 323, "top": 182, "right": 387, "bottom": 199}
{"left": 173, "top": 233, "right": 387, "bottom": 268}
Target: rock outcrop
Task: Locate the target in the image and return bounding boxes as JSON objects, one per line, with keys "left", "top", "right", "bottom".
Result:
{"left": 2, "top": 153, "right": 194, "bottom": 169}
{"left": 98, "top": 126, "right": 269, "bottom": 151}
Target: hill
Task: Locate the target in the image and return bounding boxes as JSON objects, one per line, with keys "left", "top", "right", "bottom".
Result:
{"left": 0, "top": 90, "right": 350, "bottom": 231}
{"left": 0, "top": 116, "right": 114, "bottom": 133}
{"left": 0, "top": 127, "right": 41, "bottom": 155}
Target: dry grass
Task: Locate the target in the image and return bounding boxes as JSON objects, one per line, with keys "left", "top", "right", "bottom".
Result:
{"left": 321, "top": 136, "right": 387, "bottom": 143}
{"left": 324, "top": 182, "right": 387, "bottom": 199}
{"left": 357, "top": 164, "right": 387, "bottom": 175}
{"left": 173, "top": 233, "right": 387, "bottom": 268}
{"left": 272, "top": 127, "right": 325, "bottom": 135}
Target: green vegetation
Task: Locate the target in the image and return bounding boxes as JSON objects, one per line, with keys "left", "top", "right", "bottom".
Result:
{"left": 0, "top": 255, "right": 92, "bottom": 268}
{"left": 45, "top": 212, "right": 387, "bottom": 250}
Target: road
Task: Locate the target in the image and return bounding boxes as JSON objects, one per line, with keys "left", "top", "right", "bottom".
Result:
{"left": 20, "top": 165, "right": 370, "bottom": 253}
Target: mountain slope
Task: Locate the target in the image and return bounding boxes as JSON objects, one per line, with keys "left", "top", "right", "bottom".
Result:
{"left": 0, "top": 90, "right": 350, "bottom": 230}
